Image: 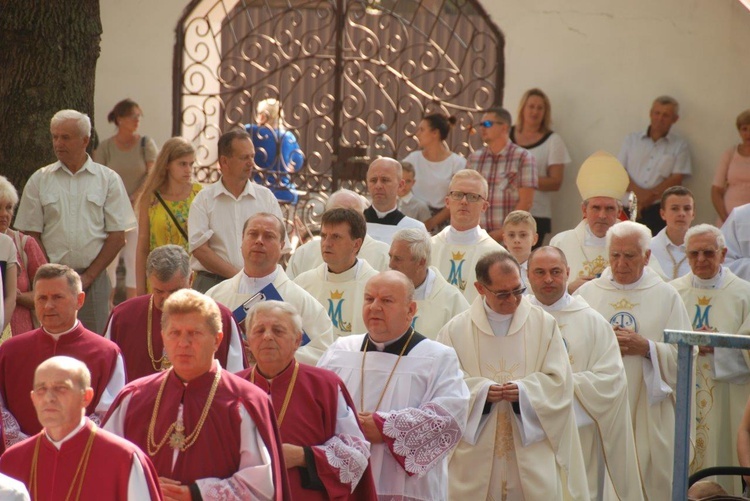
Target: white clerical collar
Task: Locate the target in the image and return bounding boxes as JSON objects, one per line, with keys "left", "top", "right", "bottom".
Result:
{"left": 47, "top": 417, "right": 87, "bottom": 450}
{"left": 446, "top": 225, "right": 482, "bottom": 245}
{"left": 482, "top": 299, "right": 513, "bottom": 337}
{"left": 325, "top": 259, "right": 362, "bottom": 282}
{"left": 583, "top": 224, "right": 607, "bottom": 247}
{"left": 692, "top": 266, "right": 725, "bottom": 290}
{"left": 369, "top": 330, "right": 409, "bottom": 352}
{"left": 413, "top": 268, "right": 436, "bottom": 301}
{"left": 529, "top": 292, "right": 573, "bottom": 312}
{"left": 373, "top": 206, "right": 398, "bottom": 218}
{"left": 43, "top": 320, "right": 80, "bottom": 340}
{"left": 238, "top": 267, "right": 278, "bottom": 295}
{"left": 400, "top": 192, "right": 414, "bottom": 204}
{"left": 606, "top": 266, "right": 650, "bottom": 290}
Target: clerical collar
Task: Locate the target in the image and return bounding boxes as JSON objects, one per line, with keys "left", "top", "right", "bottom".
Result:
{"left": 413, "top": 268, "right": 436, "bottom": 301}
{"left": 47, "top": 417, "right": 87, "bottom": 450}
{"left": 372, "top": 205, "right": 398, "bottom": 219}
{"left": 692, "top": 266, "right": 725, "bottom": 290}
{"left": 400, "top": 192, "right": 414, "bottom": 204}
{"left": 529, "top": 292, "right": 573, "bottom": 312}
{"left": 482, "top": 299, "right": 513, "bottom": 337}
{"left": 238, "top": 267, "right": 278, "bottom": 295}
{"left": 43, "top": 320, "right": 80, "bottom": 339}
{"left": 607, "top": 267, "right": 650, "bottom": 290}
{"left": 361, "top": 328, "right": 426, "bottom": 354}
{"left": 325, "top": 258, "right": 362, "bottom": 281}
{"left": 583, "top": 224, "right": 607, "bottom": 247}
{"left": 446, "top": 225, "right": 482, "bottom": 245}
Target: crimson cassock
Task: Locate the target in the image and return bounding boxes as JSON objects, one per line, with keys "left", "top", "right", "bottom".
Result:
{"left": 238, "top": 362, "right": 378, "bottom": 500}
{"left": 104, "top": 364, "right": 290, "bottom": 500}
{"left": 0, "top": 419, "right": 162, "bottom": 500}
{"left": 0, "top": 323, "right": 120, "bottom": 436}
{"left": 105, "top": 294, "right": 247, "bottom": 381}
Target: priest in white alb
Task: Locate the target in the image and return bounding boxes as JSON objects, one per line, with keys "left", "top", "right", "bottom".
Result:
{"left": 430, "top": 169, "right": 506, "bottom": 304}
{"left": 671, "top": 224, "right": 750, "bottom": 496}
{"left": 286, "top": 189, "right": 390, "bottom": 279}
{"left": 722, "top": 202, "right": 750, "bottom": 281}
{"left": 206, "top": 213, "right": 333, "bottom": 365}
{"left": 294, "top": 208, "right": 378, "bottom": 338}
{"left": 437, "top": 251, "right": 589, "bottom": 500}
{"left": 550, "top": 151, "right": 666, "bottom": 293}
{"left": 388, "top": 227, "right": 469, "bottom": 339}
{"left": 527, "top": 246, "right": 643, "bottom": 500}
{"left": 576, "top": 220, "right": 692, "bottom": 500}
{"left": 318, "top": 271, "right": 469, "bottom": 500}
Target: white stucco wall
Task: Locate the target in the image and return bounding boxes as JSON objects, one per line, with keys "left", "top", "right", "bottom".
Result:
{"left": 95, "top": 0, "right": 750, "bottom": 231}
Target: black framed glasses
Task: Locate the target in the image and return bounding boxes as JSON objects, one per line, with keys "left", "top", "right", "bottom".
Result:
{"left": 475, "top": 120, "right": 505, "bottom": 128}
{"left": 448, "top": 191, "right": 485, "bottom": 203}
{"left": 482, "top": 285, "right": 526, "bottom": 299}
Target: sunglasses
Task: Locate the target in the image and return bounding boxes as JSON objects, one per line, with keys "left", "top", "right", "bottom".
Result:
{"left": 475, "top": 120, "right": 505, "bottom": 128}
{"left": 482, "top": 285, "right": 526, "bottom": 300}
{"left": 448, "top": 191, "right": 485, "bottom": 203}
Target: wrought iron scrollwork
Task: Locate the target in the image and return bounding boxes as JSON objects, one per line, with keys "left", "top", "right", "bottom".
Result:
{"left": 175, "top": 0, "right": 503, "bottom": 235}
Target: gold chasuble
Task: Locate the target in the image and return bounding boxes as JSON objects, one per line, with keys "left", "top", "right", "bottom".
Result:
{"left": 576, "top": 267, "right": 692, "bottom": 500}
{"left": 671, "top": 268, "right": 750, "bottom": 496}
{"left": 438, "top": 298, "right": 589, "bottom": 500}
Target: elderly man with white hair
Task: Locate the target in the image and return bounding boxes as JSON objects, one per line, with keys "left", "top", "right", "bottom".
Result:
{"left": 286, "top": 189, "right": 390, "bottom": 279}
{"left": 14, "top": 109, "right": 136, "bottom": 333}
{"left": 575, "top": 220, "right": 691, "bottom": 500}
{"left": 670, "top": 224, "right": 750, "bottom": 495}
{"left": 388, "top": 228, "right": 469, "bottom": 339}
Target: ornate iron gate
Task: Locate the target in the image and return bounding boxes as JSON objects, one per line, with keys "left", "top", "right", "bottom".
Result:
{"left": 174, "top": 0, "right": 503, "bottom": 231}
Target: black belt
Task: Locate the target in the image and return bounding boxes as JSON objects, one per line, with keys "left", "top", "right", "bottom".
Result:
{"left": 196, "top": 271, "right": 226, "bottom": 282}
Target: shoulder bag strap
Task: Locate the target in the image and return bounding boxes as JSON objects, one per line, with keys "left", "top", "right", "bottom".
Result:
{"left": 154, "top": 191, "right": 190, "bottom": 242}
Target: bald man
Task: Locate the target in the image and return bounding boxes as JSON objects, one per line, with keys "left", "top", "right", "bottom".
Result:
{"left": 364, "top": 158, "right": 426, "bottom": 244}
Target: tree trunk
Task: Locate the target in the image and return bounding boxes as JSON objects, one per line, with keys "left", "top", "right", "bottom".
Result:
{"left": 0, "top": 1, "right": 102, "bottom": 192}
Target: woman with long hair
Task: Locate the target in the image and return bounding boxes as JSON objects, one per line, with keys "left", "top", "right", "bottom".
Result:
{"left": 135, "top": 137, "right": 201, "bottom": 294}
{"left": 510, "top": 88, "right": 571, "bottom": 246}
{"left": 402, "top": 113, "right": 466, "bottom": 232}
{"left": 94, "top": 99, "right": 157, "bottom": 300}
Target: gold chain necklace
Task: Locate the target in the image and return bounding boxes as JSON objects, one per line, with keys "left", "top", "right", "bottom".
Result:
{"left": 30, "top": 424, "right": 97, "bottom": 501}
{"left": 147, "top": 367, "right": 222, "bottom": 456}
{"left": 665, "top": 245, "right": 687, "bottom": 280}
{"left": 250, "top": 361, "right": 299, "bottom": 427}
{"left": 147, "top": 296, "right": 171, "bottom": 372}
{"left": 359, "top": 329, "right": 415, "bottom": 412}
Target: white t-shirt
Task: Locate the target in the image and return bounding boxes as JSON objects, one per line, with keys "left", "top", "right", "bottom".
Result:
{"left": 402, "top": 151, "right": 466, "bottom": 208}
{"left": 516, "top": 132, "right": 570, "bottom": 219}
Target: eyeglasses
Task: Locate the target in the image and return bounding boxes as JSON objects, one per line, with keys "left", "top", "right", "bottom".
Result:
{"left": 448, "top": 191, "right": 485, "bottom": 203}
{"left": 687, "top": 249, "right": 719, "bottom": 259}
{"left": 475, "top": 120, "right": 505, "bottom": 128}
{"left": 482, "top": 285, "right": 526, "bottom": 299}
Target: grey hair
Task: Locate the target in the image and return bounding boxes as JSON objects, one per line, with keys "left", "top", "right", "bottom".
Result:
{"left": 685, "top": 224, "right": 726, "bottom": 250}
{"left": 36, "top": 356, "right": 91, "bottom": 391}
{"left": 391, "top": 227, "right": 431, "bottom": 264}
{"left": 326, "top": 189, "right": 366, "bottom": 212}
{"left": 34, "top": 264, "right": 82, "bottom": 294}
{"left": 51, "top": 109, "right": 91, "bottom": 137}
{"left": 653, "top": 95, "right": 680, "bottom": 116}
{"left": 0, "top": 176, "right": 19, "bottom": 207}
{"left": 245, "top": 300, "right": 303, "bottom": 340}
{"left": 146, "top": 245, "right": 191, "bottom": 282}
{"left": 485, "top": 107, "right": 513, "bottom": 126}
{"left": 605, "top": 221, "right": 652, "bottom": 255}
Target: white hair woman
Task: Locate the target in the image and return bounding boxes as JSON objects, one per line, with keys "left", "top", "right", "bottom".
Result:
{"left": 0, "top": 176, "right": 45, "bottom": 336}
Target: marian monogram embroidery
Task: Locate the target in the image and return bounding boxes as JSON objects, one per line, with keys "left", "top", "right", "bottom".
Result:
{"left": 448, "top": 251, "right": 467, "bottom": 291}
{"left": 693, "top": 296, "right": 717, "bottom": 332}
{"left": 327, "top": 290, "right": 352, "bottom": 332}
{"left": 580, "top": 255, "right": 607, "bottom": 278}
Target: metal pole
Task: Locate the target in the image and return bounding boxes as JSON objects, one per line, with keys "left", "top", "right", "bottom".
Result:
{"left": 671, "top": 342, "right": 693, "bottom": 501}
